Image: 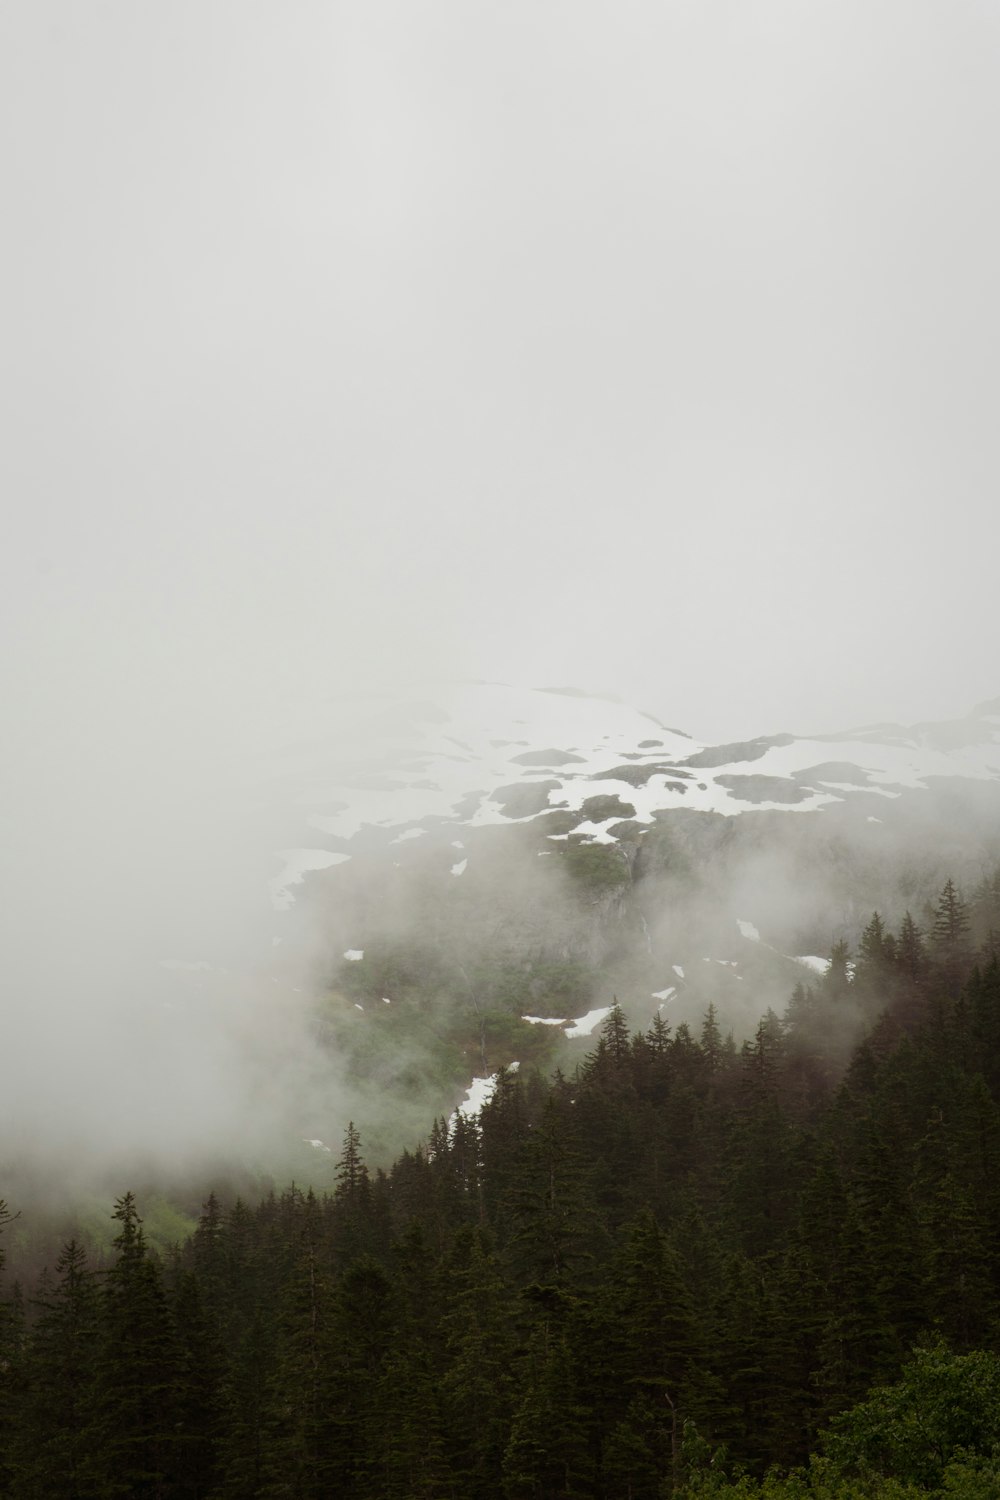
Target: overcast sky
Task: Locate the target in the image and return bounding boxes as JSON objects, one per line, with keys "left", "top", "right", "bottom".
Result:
{"left": 4, "top": 0, "right": 999, "bottom": 755}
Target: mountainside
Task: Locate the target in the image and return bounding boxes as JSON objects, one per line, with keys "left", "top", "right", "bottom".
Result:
{"left": 242, "top": 685, "right": 1000, "bottom": 1148}
{"left": 263, "top": 684, "right": 1000, "bottom": 907}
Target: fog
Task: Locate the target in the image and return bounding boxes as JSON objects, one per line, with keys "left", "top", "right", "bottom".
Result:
{"left": 2, "top": 3, "right": 999, "bottom": 1193}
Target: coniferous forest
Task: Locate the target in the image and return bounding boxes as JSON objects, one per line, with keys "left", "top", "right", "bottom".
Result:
{"left": 5, "top": 878, "right": 1000, "bottom": 1496}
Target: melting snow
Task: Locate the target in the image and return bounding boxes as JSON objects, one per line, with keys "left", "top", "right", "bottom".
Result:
{"left": 564, "top": 1006, "right": 612, "bottom": 1039}
{"left": 737, "top": 919, "right": 761, "bottom": 942}
{"left": 390, "top": 827, "right": 425, "bottom": 844}
{"left": 795, "top": 955, "right": 830, "bottom": 974}
{"left": 303, "top": 1139, "right": 331, "bottom": 1153}
{"left": 258, "top": 686, "right": 1000, "bottom": 903}
{"left": 452, "top": 1060, "right": 521, "bottom": 1122}
{"left": 651, "top": 986, "right": 676, "bottom": 1002}
{"left": 344, "top": 949, "right": 364, "bottom": 961}
{"left": 522, "top": 1014, "right": 567, "bottom": 1026}
{"left": 268, "top": 849, "right": 350, "bottom": 910}
{"left": 672, "top": 964, "right": 685, "bottom": 978}
{"left": 451, "top": 859, "right": 468, "bottom": 876}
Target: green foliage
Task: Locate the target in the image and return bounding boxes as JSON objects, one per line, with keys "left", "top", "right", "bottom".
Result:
{"left": 820, "top": 1344, "right": 1000, "bottom": 1490}
{"left": 6, "top": 881, "right": 1000, "bottom": 1495}
{"left": 559, "top": 838, "right": 631, "bottom": 893}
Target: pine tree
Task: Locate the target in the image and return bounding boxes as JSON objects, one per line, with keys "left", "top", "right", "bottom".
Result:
{"left": 478, "top": 1065, "right": 529, "bottom": 1229}
{"left": 893, "top": 911, "right": 929, "bottom": 1025}
{"left": 374, "top": 1347, "right": 453, "bottom": 1499}
{"left": 99, "top": 1193, "right": 181, "bottom": 1498}
{"left": 700, "top": 1004, "right": 723, "bottom": 1074}
{"left": 0, "top": 1201, "right": 25, "bottom": 1498}
{"left": 620, "top": 1209, "right": 701, "bottom": 1400}
{"left": 169, "top": 1269, "right": 223, "bottom": 1499}
{"left": 821, "top": 940, "right": 853, "bottom": 1003}
{"left": 914, "top": 1104, "right": 996, "bottom": 1348}
{"left": 213, "top": 1310, "right": 280, "bottom": 1498}
{"left": 258, "top": 1191, "right": 340, "bottom": 1500}
{"left": 971, "top": 867, "right": 1000, "bottom": 958}
{"left": 441, "top": 1228, "right": 516, "bottom": 1498}
{"left": 333, "top": 1122, "right": 372, "bottom": 1265}
{"left": 11, "top": 1239, "right": 110, "bottom": 1499}
{"left": 327, "top": 1254, "right": 399, "bottom": 1494}
{"left": 501, "top": 1327, "right": 591, "bottom": 1499}
{"left": 853, "top": 912, "right": 898, "bottom": 1016}
{"left": 931, "top": 878, "right": 972, "bottom": 992}
{"left": 504, "top": 1098, "right": 604, "bottom": 1291}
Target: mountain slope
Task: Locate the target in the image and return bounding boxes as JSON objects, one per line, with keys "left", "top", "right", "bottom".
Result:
{"left": 248, "top": 685, "right": 1000, "bottom": 1143}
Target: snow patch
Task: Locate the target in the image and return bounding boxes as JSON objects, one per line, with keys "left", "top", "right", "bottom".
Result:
{"left": 268, "top": 849, "right": 350, "bottom": 910}
{"left": 455, "top": 1068, "right": 524, "bottom": 1128}
{"left": 303, "top": 1139, "right": 331, "bottom": 1153}
{"left": 651, "top": 986, "right": 676, "bottom": 1002}
{"left": 737, "top": 919, "right": 761, "bottom": 942}
{"left": 344, "top": 949, "right": 364, "bottom": 961}
{"left": 522, "top": 1014, "right": 567, "bottom": 1026}
{"left": 672, "top": 964, "right": 685, "bottom": 978}
{"left": 451, "top": 859, "right": 468, "bottom": 876}
{"left": 795, "top": 955, "right": 830, "bottom": 974}
{"left": 454, "top": 1074, "right": 497, "bottom": 1119}
{"left": 564, "top": 1006, "right": 612, "bottom": 1039}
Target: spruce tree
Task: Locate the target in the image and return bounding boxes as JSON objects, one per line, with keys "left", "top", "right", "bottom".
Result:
{"left": 931, "top": 877, "right": 972, "bottom": 991}
{"left": 0, "top": 1201, "right": 24, "bottom": 1498}
{"left": 440, "top": 1228, "right": 516, "bottom": 1498}
{"left": 12, "top": 1239, "right": 109, "bottom": 1499}
{"left": 99, "top": 1193, "right": 180, "bottom": 1498}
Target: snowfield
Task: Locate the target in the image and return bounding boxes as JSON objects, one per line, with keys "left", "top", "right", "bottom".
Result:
{"left": 256, "top": 687, "right": 1000, "bottom": 914}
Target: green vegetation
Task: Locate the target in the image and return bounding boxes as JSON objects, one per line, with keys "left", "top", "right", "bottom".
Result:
{"left": 2, "top": 877, "right": 1000, "bottom": 1495}
{"left": 560, "top": 835, "right": 631, "bottom": 893}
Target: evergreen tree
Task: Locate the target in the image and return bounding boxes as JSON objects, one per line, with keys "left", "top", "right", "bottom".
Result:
{"left": 97, "top": 1194, "right": 181, "bottom": 1498}
{"left": 504, "top": 1098, "right": 603, "bottom": 1290}
{"left": 700, "top": 1004, "right": 724, "bottom": 1074}
{"left": 258, "top": 1191, "right": 340, "bottom": 1499}
{"left": 892, "top": 911, "right": 929, "bottom": 1027}
{"left": 333, "top": 1122, "right": 373, "bottom": 1265}
{"left": 853, "top": 912, "right": 897, "bottom": 1013}
{"left": 328, "top": 1254, "right": 398, "bottom": 1494}
{"left": 931, "top": 878, "right": 972, "bottom": 991}
{"left": 168, "top": 1268, "right": 223, "bottom": 1499}
{"left": 820, "top": 940, "right": 853, "bottom": 1005}
{"left": 0, "top": 1201, "right": 24, "bottom": 1498}
{"left": 11, "top": 1239, "right": 109, "bottom": 1499}
{"left": 971, "top": 867, "right": 1000, "bottom": 958}
{"left": 501, "top": 1327, "right": 590, "bottom": 1499}
{"left": 440, "top": 1228, "right": 516, "bottom": 1498}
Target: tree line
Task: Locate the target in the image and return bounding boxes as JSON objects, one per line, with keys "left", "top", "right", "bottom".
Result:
{"left": 2, "top": 875, "right": 1000, "bottom": 1496}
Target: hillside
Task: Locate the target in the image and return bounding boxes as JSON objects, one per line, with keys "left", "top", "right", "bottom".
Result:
{"left": 239, "top": 685, "right": 1000, "bottom": 1152}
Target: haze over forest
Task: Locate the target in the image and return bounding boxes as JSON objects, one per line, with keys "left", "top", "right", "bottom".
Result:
{"left": 3, "top": 3, "right": 1000, "bottom": 1193}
